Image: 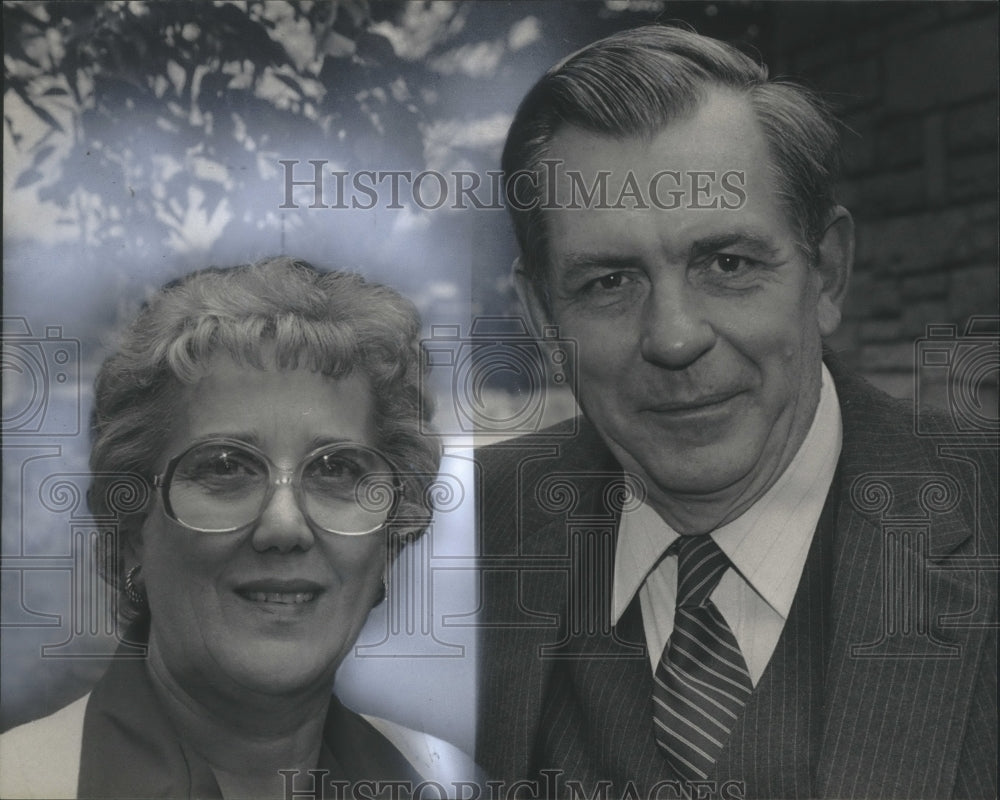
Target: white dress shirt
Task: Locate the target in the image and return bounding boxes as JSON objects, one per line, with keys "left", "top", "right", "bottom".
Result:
{"left": 612, "top": 365, "right": 843, "bottom": 684}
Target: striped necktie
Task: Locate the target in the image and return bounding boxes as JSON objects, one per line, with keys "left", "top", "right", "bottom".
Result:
{"left": 652, "top": 535, "right": 752, "bottom": 781}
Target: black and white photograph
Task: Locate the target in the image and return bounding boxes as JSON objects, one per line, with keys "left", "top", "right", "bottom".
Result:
{"left": 2, "top": 2, "right": 997, "bottom": 798}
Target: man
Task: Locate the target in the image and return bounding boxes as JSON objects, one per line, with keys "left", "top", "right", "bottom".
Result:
{"left": 476, "top": 26, "right": 996, "bottom": 799}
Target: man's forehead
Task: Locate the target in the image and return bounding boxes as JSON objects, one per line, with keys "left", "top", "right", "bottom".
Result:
{"left": 530, "top": 89, "right": 805, "bottom": 269}
{"left": 545, "top": 89, "right": 767, "bottom": 172}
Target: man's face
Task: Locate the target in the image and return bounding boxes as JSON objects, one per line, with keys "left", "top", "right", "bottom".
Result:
{"left": 523, "top": 90, "right": 848, "bottom": 530}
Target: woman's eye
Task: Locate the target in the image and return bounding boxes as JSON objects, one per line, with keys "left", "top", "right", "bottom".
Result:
{"left": 311, "top": 456, "right": 361, "bottom": 480}
{"left": 211, "top": 455, "right": 242, "bottom": 475}
{"left": 318, "top": 457, "right": 345, "bottom": 476}
{"left": 176, "top": 447, "right": 261, "bottom": 483}
{"left": 206, "top": 450, "right": 261, "bottom": 475}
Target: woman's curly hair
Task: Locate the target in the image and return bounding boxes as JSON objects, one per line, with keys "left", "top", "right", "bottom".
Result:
{"left": 88, "top": 257, "right": 440, "bottom": 622}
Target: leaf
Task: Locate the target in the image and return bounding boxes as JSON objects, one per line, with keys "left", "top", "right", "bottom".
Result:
{"left": 15, "top": 168, "right": 44, "bottom": 189}
{"left": 4, "top": 114, "right": 22, "bottom": 146}
{"left": 10, "top": 83, "right": 65, "bottom": 133}
{"left": 355, "top": 31, "right": 397, "bottom": 66}
{"left": 2, "top": 4, "right": 48, "bottom": 68}
{"left": 30, "top": 144, "right": 57, "bottom": 167}
{"left": 200, "top": 181, "right": 227, "bottom": 218}
{"left": 322, "top": 30, "right": 356, "bottom": 59}
{"left": 212, "top": 3, "right": 288, "bottom": 68}
{"left": 271, "top": 71, "right": 305, "bottom": 98}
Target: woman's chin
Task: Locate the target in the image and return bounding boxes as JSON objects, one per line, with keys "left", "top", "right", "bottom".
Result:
{"left": 209, "top": 636, "right": 340, "bottom": 699}
{"left": 227, "top": 646, "right": 336, "bottom": 695}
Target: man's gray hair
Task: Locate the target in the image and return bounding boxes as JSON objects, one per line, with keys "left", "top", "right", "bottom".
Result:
{"left": 502, "top": 25, "right": 842, "bottom": 281}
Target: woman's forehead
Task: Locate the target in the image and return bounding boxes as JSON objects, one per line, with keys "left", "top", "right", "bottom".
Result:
{"left": 163, "top": 357, "right": 377, "bottom": 460}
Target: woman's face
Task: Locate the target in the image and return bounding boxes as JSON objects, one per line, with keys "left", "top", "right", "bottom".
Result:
{"left": 135, "top": 353, "right": 386, "bottom": 701}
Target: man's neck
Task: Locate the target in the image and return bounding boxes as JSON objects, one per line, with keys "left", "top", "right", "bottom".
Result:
{"left": 644, "top": 481, "right": 775, "bottom": 535}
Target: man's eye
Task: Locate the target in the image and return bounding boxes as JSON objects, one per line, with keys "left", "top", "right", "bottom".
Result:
{"left": 711, "top": 254, "right": 754, "bottom": 273}
{"left": 586, "top": 272, "right": 630, "bottom": 292}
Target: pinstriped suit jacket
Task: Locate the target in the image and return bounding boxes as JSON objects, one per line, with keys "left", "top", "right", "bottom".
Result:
{"left": 475, "top": 357, "right": 997, "bottom": 798}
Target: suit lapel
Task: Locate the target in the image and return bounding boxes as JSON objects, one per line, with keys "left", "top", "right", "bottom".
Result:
{"left": 817, "top": 359, "right": 993, "bottom": 798}
{"left": 479, "top": 421, "right": 627, "bottom": 782}
{"left": 503, "top": 516, "right": 581, "bottom": 780}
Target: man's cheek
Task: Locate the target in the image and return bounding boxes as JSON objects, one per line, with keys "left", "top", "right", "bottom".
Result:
{"left": 578, "top": 357, "right": 623, "bottom": 391}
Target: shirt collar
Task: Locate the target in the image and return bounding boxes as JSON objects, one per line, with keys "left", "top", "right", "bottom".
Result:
{"left": 612, "top": 363, "right": 842, "bottom": 622}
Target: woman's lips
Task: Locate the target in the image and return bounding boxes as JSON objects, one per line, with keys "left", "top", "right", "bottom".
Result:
{"left": 239, "top": 590, "right": 316, "bottom": 605}
{"left": 234, "top": 580, "right": 323, "bottom": 605}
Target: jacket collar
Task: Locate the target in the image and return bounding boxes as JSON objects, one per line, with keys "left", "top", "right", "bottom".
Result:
{"left": 77, "top": 631, "right": 420, "bottom": 797}
{"left": 815, "top": 353, "right": 993, "bottom": 798}
{"left": 511, "top": 355, "right": 993, "bottom": 796}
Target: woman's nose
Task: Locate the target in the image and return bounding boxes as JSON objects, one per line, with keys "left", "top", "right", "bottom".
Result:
{"left": 251, "top": 482, "right": 315, "bottom": 553}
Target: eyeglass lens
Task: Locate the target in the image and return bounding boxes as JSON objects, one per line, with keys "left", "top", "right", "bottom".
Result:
{"left": 167, "top": 442, "right": 396, "bottom": 534}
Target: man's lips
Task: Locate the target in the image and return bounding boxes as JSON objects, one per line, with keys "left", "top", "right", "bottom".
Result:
{"left": 234, "top": 580, "right": 324, "bottom": 605}
{"left": 644, "top": 389, "right": 746, "bottom": 414}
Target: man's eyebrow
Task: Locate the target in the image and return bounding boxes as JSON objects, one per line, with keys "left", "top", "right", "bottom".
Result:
{"left": 556, "top": 252, "right": 645, "bottom": 280}
{"left": 689, "top": 231, "right": 783, "bottom": 260}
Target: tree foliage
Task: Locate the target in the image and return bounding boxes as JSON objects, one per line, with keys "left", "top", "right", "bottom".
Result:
{"left": 4, "top": 0, "right": 424, "bottom": 253}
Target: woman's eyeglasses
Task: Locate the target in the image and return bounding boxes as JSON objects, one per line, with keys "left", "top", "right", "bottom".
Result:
{"left": 152, "top": 438, "right": 401, "bottom": 535}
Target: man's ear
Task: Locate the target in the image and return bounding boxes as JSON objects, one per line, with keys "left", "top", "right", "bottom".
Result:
{"left": 511, "top": 257, "right": 553, "bottom": 337}
{"left": 814, "top": 206, "right": 854, "bottom": 337}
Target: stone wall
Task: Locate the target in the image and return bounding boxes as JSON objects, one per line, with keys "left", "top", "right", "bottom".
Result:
{"left": 769, "top": 2, "right": 998, "bottom": 406}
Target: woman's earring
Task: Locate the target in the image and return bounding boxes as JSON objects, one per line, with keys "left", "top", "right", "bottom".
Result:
{"left": 125, "top": 564, "right": 147, "bottom": 607}
{"left": 374, "top": 572, "right": 389, "bottom": 606}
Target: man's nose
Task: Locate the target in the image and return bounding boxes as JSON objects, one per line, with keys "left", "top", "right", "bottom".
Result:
{"left": 251, "top": 481, "right": 315, "bottom": 553}
{"left": 639, "top": 281, "right": 716, "bottom": 369}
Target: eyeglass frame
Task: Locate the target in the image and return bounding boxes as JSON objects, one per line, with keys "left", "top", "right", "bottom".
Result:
{"left": 151, "top": 437, "right": 405, "bottom": 536}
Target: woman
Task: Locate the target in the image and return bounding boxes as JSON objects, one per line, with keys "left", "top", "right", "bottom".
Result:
{"left": 0, "top": 257, "right": 476, "bottom": 798}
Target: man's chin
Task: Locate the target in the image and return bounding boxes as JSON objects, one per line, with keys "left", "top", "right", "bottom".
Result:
{"left": 616, "top": 437, "right": 760, "bottom": 499}
{"left": 647, "top": 464, "right": 751, "bottom": 499}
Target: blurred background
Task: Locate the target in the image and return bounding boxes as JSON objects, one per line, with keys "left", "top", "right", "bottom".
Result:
{"left": 3, "top": 0, "right": 997, "bottom": 747}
